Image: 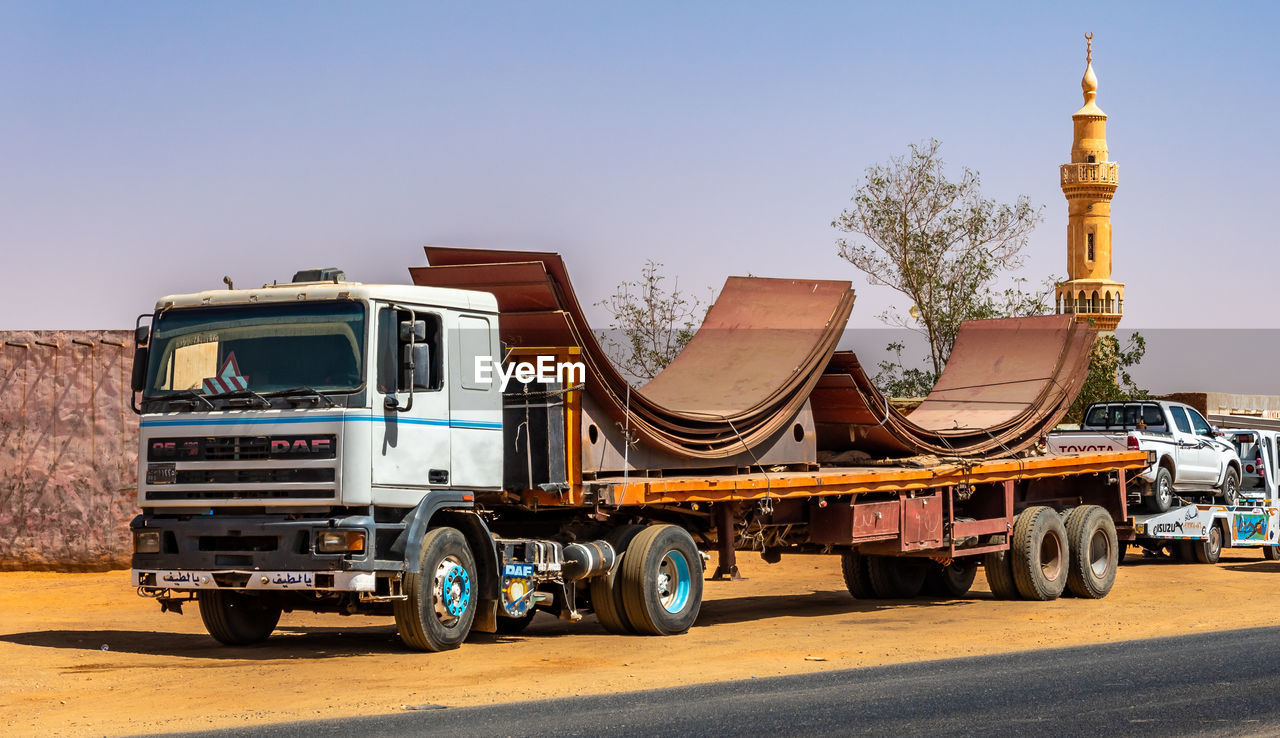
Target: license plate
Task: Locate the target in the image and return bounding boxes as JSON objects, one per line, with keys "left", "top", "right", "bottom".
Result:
{"left": 146, "top": 463, "right": 176, "bottom": 485}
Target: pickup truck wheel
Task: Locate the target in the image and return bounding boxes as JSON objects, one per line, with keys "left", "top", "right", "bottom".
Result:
{"left": 1193, "top": 523, "right": 1223, "bottom": 565}
{"left": 983, "top": 549, "right": 1020, "bottom": 600}
{"left": 620, "top": 525, "right": 703, "bottom": 636}
{"left": 589, "top": 524, "right": 645, "bottom": 635}
{"left": 1010, "top": 507, "right": 1069, "bottom": 601}
{"left": 394, "top": 527, "right": 477, "bottom": 652}
{"left": 923, "top": 559, "right": 977, "bottom": 598}
{"left": 840, "top": 549, "right": 876, "bottom": 599}
{"left": 867, "top": 556, "right": 926, "bottom": 599}
{"left": 1147, "top": 467, "right": 1174, "bottom": 513}
{"left": 197, "top": 591, "right": 281, "bottom": 646}
{"left": 1264, "top": 546, "right": 1280, "bottom": 561}
{"left": 1220, "top": 468, "right": 1240, "bottom": 506}
{"left": 1064, "top": 505, "right": 1118, "bottom": 599}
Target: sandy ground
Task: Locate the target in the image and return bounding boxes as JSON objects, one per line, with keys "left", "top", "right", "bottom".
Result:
{"left": 3, "top": 548, "right": 1279, "bottom": 736}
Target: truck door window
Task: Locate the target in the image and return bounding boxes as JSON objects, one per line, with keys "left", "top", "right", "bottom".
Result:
{"left": 377, "top": 307, "right": 443, "bottom": 394}
{"left": 457, "top": 315, "right": 493, "bottom": 391}
{"left": 1169, "top": 407, "right": 1192, "bottom": 434}
{"left": 1187, "top": 409, "right": 1213, "bottom": 436}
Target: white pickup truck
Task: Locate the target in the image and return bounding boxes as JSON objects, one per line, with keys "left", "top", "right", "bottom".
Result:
{"left": 1048, "top": 401, "right": 1241, "bottom": 512}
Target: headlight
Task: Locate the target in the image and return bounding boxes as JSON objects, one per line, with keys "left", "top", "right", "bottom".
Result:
{"left": 134, "top": 530, "right": 161, "bottom": 554}
{"left": 315, "top": 530, "right": 366, "bottom": 554}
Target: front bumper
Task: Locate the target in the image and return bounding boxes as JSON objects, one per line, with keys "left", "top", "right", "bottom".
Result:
{"left": 132, "top": 569, "right": 375, "bottom": 591}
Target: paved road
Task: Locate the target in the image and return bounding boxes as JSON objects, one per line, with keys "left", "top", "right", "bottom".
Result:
{"left": 184, "top": 627, "right": 1280, "bottom": 737}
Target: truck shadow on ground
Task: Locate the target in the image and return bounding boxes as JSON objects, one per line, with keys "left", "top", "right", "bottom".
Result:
{"left": 1222, "top": 561, "right": 1280, "bottom": 574}
{"left": 0, "top": 590, "right": 978, "bottom": 658}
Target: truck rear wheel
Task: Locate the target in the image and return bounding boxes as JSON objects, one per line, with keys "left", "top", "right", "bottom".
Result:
{"left": 923, "top": 559, "right": 977, "bottom": 598}
{"left": 197, "top": 591, "right": 281, "bottom": 646}
{"left": 867, "top": 556, "right": 926, "bottom": 599}
{"left": 620, "top": 525, "right": 703, "bottom": 636}
{"left": 1193, "top": 523, "right": 1223, "bottom": 564}
{"left": 589, "top": 524, "right": 646, "bottom": 635}
{"left": 1064, "top": 505, "right": 1118, "bottom": 599}
{"left": 394, "top": 526, "right": 477, "bottom": 652}
{"left": 983, "top": 548, "right": 1020, "bottom": 600}
{"left": 1010, "top": 506, "right": 1069, "bottom": 601}
{"left": 1264, "top": 546, "right": 1280, "bottom": 561}
{"left": 840, "top": 549, "right": 876, "bottom": 599}
{"left": 1147, "top": 467, "right": 1174, "bottom": 513}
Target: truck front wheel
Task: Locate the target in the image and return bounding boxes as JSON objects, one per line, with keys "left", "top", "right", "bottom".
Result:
{"left": 619, "top": 525, "right": 703, "bottom": 636}
{"left": 197, "top": 591, "right": 281, "bottom": 646}
{"left": 1220, "top": 468, "right": 1240, "bottom": 506}
{"left": 394, "top": 527, "right": 477, "bottom": 652}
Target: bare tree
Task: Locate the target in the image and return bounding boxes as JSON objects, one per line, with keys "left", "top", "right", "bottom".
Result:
{"left": 833, "top": 139, "right": 1043, "bottom": 378}
{"left": 595, "top": 260, "right": 708, "bottom": 382}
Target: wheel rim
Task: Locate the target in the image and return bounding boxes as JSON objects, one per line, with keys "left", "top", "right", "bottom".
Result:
{"left": 433, "top": 556, "right": 471, "bottom": 624}
{"left": 1158, "top": 476, "right": 1172, "bottom": 505}
{"left": 1088, "top": 528, "right": 1112, "bottom": 578}
{"left": 1209, "top": 527, "right": 1221, "bottom": 557}
{"left": 656, "top": 550, "right": 691, "bottom": 613}
{"left": 1040, "top": 531, "right": 1064, "bottom": 582}
{"left": 1225, "top": 477, "right": 1238, "bottom": 504}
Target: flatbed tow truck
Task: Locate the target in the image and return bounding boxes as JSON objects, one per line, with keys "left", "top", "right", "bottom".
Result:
{"left": 127, "top": 273, "right": 1150, "bottom": 651}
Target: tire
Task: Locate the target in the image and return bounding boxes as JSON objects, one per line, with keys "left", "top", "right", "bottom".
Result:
{"left": 619, "top": 525, "right": 703, "bottom": 636}
{"left": 840, "top": 549, "right": 876, "bottom": 599}
{"left": 866, "top": 556, "right": 926, "bottom": 599}
{"left": 983, "top": 549, "right": 1020, "bottom": 600}
{"left": 923, "top": 559, "right": 977, "bottom": 598}
{"left": 589, "top": 524, "right": 646, "bottom": 635}
{"left": 1147, "top": 467, "right": 1174, "bottom": 513}
{"left": 1264, "top": 546, "right": 1280, "bottom": 561}
{"left": 1010, "top": 506, "right": 1069, "bottom": 601}
{"left": 1220, "top": 468, "right": 1240, "bottom": 506}
{"left": 1176, "top": 541, "right": 1196, "bottom": 562}
{"left": 394, "top": 527, "right": 478, "bottom": 652}
{"left": 197, "top": 591, "right": 281, "bottom": 646}
{"left": 1193, "top": 523, "right": 1223, "bottom": 565}
{"left": 494, "top": 610, "right": 537, "bottom": 635}
{"left": 1064, "top": 505, "right": 1118, "bottom": 599}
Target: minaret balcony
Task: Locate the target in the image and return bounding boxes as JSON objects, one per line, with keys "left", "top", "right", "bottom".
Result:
{"left": 1060, "top": 161, "right": 1118, "bottom": 186}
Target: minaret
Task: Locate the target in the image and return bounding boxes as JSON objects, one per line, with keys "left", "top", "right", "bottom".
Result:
{"left": 1056, "top": 33, "right": 1124, "bottom": 332}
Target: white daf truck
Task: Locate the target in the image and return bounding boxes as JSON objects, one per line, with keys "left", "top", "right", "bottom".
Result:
{"left": 1048, "top": 401, "right": 1241, "bottom": 513}
{"left": 127, "top": 269, "right": 1151, "bottom": 651}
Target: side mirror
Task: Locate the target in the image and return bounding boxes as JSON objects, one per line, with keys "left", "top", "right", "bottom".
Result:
{"left": 135, "top": 325, "right": 150, "bottom": 345}
{"left": 399, "top": 320, "right": 427, "bottom": 342}
{"left": 410, "top": 344, "right": 431, "bottom": 389}
{"left": 130, "top": 346, "right": 149, "bottom": 393}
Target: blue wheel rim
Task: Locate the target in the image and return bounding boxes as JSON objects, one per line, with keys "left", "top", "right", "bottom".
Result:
{"left": 659, "top": 550, "right": 691, "bottom": 614}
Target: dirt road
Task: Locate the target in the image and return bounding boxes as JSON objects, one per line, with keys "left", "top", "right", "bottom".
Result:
{"left": 3, "top": 549, "right": 1276, "bottom": 736}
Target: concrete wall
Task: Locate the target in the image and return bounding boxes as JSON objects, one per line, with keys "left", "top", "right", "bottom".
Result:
{"left": 0, "top": 331, "right": 137, "bottom": 570}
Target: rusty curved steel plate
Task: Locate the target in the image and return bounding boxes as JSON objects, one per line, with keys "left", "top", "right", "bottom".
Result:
{"left": 412, "top": 248, "right": 1095, "bottom": 462}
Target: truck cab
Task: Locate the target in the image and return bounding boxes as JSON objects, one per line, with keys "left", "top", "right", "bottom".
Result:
{"left": 130, "top": 271, "right": 517, "bottom": 649}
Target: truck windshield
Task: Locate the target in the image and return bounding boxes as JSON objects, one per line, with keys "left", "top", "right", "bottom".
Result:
{"left": 144, "top": 302, "right": 366, "bottom": 397}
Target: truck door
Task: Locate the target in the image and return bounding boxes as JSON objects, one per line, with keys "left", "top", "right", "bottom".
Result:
{"left": 447, "top": 312, "right": 503, "bottom": 489}
{"left": 1185, "top": 408, "right": 1224, "bottom": 485}
{"left": 1168, "top": 406, "right": 1210, "bottom": 483}
{"left": 370, "top": 304, "right": 451, "bottom": 490}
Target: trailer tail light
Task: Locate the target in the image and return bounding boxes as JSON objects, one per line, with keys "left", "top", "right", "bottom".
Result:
{"left": 1126, "top": 435, "right": 1140, "bottom": 450}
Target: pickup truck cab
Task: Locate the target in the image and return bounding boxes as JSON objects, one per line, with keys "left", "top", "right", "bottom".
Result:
{"left": 1049, "top": 401, "right": 1241, "bottom": 512}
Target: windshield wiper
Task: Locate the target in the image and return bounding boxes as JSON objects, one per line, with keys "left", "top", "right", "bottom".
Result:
{"left": 161, "top": 389, "right": 216, "bottom": 410}
{"left": 267, "top": 386, "right": 339, "bottom": 408}
{"left": 207, "top": 388, "right": 272, "bottom": 408}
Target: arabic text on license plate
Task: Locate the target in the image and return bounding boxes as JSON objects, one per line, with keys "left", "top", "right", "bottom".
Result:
{"left": 147, "top": 463, "right": 176, "bottom": 485}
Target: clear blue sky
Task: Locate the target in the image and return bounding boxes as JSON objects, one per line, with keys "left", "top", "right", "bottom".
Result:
{"left": 1, "top": 1, "right": 1276, "bottom": 334}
